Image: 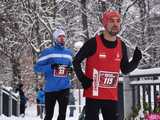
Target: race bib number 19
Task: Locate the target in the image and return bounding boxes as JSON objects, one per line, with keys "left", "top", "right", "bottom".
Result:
{"left": 99, "top": 71, "right": 119, "bottom": 88}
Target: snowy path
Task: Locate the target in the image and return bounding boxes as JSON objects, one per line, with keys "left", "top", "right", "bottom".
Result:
{"left": 0, "top": 103, "right": 81, "bottom": 120}
{"left": 0, "top": 89, "right": 103, "bottom": 120}
{"left": 0, "top": 103, "right": 103, "bottom": 120}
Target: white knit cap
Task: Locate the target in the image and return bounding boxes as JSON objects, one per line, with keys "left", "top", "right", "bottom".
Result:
{"left": 52, "top": 29, "right": 65, "bottom": 40}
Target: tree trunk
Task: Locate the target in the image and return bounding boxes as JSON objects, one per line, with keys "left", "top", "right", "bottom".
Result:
{"left": 81, "top": 0, "right": 89, "bottom": 42}
{"left": 10, "top": 56, "right": 21, "bottom": 91}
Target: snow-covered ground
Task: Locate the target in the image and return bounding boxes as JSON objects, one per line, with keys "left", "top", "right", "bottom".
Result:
{"left": 0, "top": 89, "right": 103, "bottom": 120}
{"left": 0, "top": 103, "right": 103, "bottom": 120}
{"left": 0, "top": 103, "right": 82, "bottom": 120}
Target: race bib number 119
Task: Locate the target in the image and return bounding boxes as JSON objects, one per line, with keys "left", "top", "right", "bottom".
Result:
{"left": 99, "top": 71, "right": 119, "bottom": 88}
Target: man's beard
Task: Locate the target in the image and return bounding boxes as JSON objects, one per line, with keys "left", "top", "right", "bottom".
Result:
{"left": 108, "top": 27, "right": 119, "bottom": 36}
{"left": 108, "top": 31, "right": 118, "bottom": 36}
{"left": 105, "top": 25, "right": 120, "bottom": 36}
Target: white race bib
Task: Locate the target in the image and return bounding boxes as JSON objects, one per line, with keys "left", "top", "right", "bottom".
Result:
{"left": 99, "top": 71, "right": 119, "bottom": 88}
{"left": 53, "top": 65, "right": 68, "bottom": 77}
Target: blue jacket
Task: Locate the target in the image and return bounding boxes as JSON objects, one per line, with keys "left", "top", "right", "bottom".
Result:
{"left": 37, "top": 89, "right": 45, "bottom": 104}
{"left": 34, "top": 44, "right": 73, "bottom": 92}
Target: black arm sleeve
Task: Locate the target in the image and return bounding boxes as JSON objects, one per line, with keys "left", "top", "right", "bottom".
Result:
{"left": 120, "top": 41, "right": 140, "bottom": 74}
{"left": 73, "top": 38, "right": 96, "bottom": 81}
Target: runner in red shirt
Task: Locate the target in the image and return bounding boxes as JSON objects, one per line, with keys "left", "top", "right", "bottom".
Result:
{"left": 73, "top": 10, "right": 142, "bottom": 120}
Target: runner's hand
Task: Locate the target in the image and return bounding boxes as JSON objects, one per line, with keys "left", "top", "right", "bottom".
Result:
{"left": 51, "top": 64, "right": 60, "bottom": 69}
{"left": 67, "top": 67, "right": 73, "bottom": 73}
{"left": 80, "top": 76, "right": 93, "bottom": 89}
{"left": 133, "top": 47, "right": 142, "bottom": 61}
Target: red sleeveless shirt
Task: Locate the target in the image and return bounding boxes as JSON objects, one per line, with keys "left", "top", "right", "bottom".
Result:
{"left": 84, "top": 35, "right": 122, "bottom": 100}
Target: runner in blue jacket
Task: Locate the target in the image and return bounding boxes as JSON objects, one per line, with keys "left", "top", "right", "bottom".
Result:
{"left": 34, "top": 28, "right": 73, "bottom": 120}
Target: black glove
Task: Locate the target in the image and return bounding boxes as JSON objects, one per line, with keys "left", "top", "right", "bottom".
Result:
{"left": 80, "top": 76, "right": 93, "bottom": 89}
{"left": 51, "top": 64, "right": 60, "bottom": 69}
{"left": 133, "top": 47, "right": 142, "bottom": 61}
{"left": 67, "top": 67, "right": 73, "bottom": 73}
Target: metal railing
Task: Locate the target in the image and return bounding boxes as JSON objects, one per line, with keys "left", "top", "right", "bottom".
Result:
{"left": 0, "top": 84, "right": 20, "bottom": 117}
